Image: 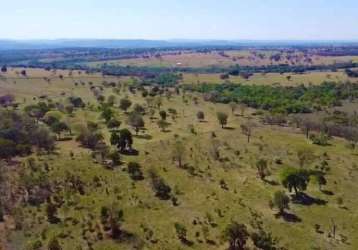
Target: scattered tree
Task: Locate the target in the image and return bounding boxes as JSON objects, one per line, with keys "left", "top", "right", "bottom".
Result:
{"left": 271, "top": 191, "right": 290, "bottom": 216}
{"left": 133, "top": 104, "right": 145, "bottom": 114}
{"left": 149, "top": 170, "right": 172, "bottom": 200}
{"left": 229, "top": 102, "right": 238, "bottom": 114}
{"left": 106, "top": 118, "right": 121, "bottom": 130}
{"left": 127, "top": 162, "right": 144, "bottom": 181}
{"left": 157, "top": 120, "right": 170, "bottom": 132}
{"left": 197, "top": 111, "right": 205, "bottom": 122}
{"left": 119, "top": 98, "right": 132, "bottom": 112}
{"left": 174, "top": 223, "right": 188, "bottom": 243}
{"left": 280, "top": 167, "right": 310, "bottom": 196}
{"left": 217, "top": 112, "right": 228, "bottom": 128}
{"left": 128, "top": 112, "right": 145, "bottom": 135}
{"left": 48, "top": 237, "right": 62, "bottom": 250}
{"left": 100, "top": 204, "right": 124, "bottom": 239}
{"left": 172, "top": 139, "right": 185, "bottom": 168}
{"left": 255, "top": 159, "right": 270, "bottom": 180}
{"left": 159, "top": 110, "right": 167, "bottom": 120}
{"left": 223, "top": 222, "right": 249, "bottom": 250}
{"left": 297, "top": 147, "right": 315, "bottom": 168}
{"left": 241, "top": 120, "right": 255, "bottom": 143}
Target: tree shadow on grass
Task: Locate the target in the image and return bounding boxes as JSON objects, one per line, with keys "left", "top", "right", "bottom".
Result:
{"left": 291, "top": 193, "right": 327, "bottom": 206}
{"left": 114, "top": 231, "right": 145, "bottom": 248}
{"left": 321, "top": 190, "right": 334, "bottom": 196}
{"left": 275, "top": 212, "right": 302, "bottom": 223}
{"left": 263, "top": 179, "right": 279, "bottom": 186}
{"left": 223, "top": 126, "right": 235, "bottom": 130}
{"left": 181, "top": 238, "right": 195, "bottom": 247}
{"left": 120, "top": 149, "right": 139, "bottom": 156}
{"left": 206, "top": 239, "right": 217, "bottom": 246}
{"left": 133, "top": 134, "right": 153, "bottom": 140}
{"left": 282, "top": 212, "right": 302, "bottom": 223}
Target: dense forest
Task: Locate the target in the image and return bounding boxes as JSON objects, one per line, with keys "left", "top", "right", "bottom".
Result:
{"left": 184, "top": 81, "right": 358, "bottom": 113}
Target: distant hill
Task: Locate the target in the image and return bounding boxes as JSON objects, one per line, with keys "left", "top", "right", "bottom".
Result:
{"left": 0, "top": 39, "right": 358, "bottom": 50}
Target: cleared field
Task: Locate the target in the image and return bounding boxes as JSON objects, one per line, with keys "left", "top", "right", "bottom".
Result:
{"left": 182, "top": 70, "right": 358, "bottom": 86}
{"left": 87, "top": 50, "right": 358, "bottom": 68}
{"left": 0, "top": 68, "right": 134, "bottom": 102}
{"left": 1, "top": 68, "right": 358, "bottom": 250}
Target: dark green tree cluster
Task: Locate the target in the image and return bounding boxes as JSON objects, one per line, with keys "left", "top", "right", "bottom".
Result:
{"left": 185, "top": 81, "right": 358, "bottom": 114}
{"left": 110, "top": 129, "right": 133, "bottom": 153}
{"left": 0, "top": 110, "right": 55, "bottom": 159}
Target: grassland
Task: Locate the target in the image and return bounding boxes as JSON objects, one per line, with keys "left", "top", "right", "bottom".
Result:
{"left": 181, "top": 70, "right": 358, "bottom": 86}
{"left": 1, "top": 67, "right": 358, "bottom": 250}
{"left": 87, "top": 50, "right": 358, "bottom": 69}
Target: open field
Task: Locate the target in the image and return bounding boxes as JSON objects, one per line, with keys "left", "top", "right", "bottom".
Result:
{"left": 1, "top": 68, "right": 358, "bottom": 249}
{"left": 87, "top": 50, "right": 358, "bottom": 68}
{"left": 181, "top": 70, "right": 358, "bottom": 86}
{"left": 0, "top": 68, "right": 135, "bottom": 101}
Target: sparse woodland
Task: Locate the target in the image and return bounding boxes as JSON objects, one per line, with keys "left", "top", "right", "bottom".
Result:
{"left": 0, "top": 47, "right": 358, "bottom": 250}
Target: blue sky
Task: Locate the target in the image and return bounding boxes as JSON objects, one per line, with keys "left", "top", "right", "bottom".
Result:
{"left": 1, "top": 0, "right": 358, "bottom": 40}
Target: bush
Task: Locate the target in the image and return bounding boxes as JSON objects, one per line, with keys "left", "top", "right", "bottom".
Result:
{"left": 106, "top": 118, "right": 121, "bottom": 129}
{"left": 0, "top": 138, "right": 17, "bottom": 159}
{"left": 197, "top": 111, "right": 205, "bottom": 121}
{"left": 149, "top": 170, "right": 171, "bottom": 200}
{"left": 76, "top": 130, "right": 103, "bottom": 149}
{"left": 310, "top": 133, "right": 330, "bottom": 146}
{"left": 127, "top": 162, "right": 144, "bottom": 181}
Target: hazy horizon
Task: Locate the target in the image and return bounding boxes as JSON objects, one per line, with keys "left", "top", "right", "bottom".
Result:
{"left": 2, "top": 0, "right": 358, "bottom": 41}
{"left": 1, "top": 38, "right": 358, "bottom": 42}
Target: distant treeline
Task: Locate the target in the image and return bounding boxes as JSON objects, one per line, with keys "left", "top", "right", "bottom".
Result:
{"left": 99, "top": 62, "right": 358, "bottom": 78}
{"left": 345, "top": 69, "right": 358, "bottom": 78}
{"left": 184, "top": 81, "right": 358, "bottom": 114}
{"left": 8, "top": 59, "right": 358, "bottom": 79}
{"left": 2, "top": 46, "right": 358, "bottom": 78}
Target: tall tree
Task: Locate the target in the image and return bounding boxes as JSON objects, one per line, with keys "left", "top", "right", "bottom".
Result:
{"left": 217, "top": 112, "right": 228, "bottom": 128}
{"left": 241, "top": 121, "right": 255, "bottom": 143}
{"left": 172, "top": 139, "right": 185, "bottom": 168}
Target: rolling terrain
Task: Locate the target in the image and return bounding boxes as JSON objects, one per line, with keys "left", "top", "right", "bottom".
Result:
{"left": 1, "top": 65, "right": 358, "bottom": 249}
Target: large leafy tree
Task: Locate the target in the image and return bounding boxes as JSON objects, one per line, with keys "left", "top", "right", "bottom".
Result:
{"left": 111, "top": 129, "right": 133, "bottom": 152}
{"left": 280, "top": 167, "right": 310, "bottom": 196}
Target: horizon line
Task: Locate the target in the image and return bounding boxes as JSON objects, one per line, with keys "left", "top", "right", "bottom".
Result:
{"left": 1, "top": 38, "right": 358, "bottom": 42}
